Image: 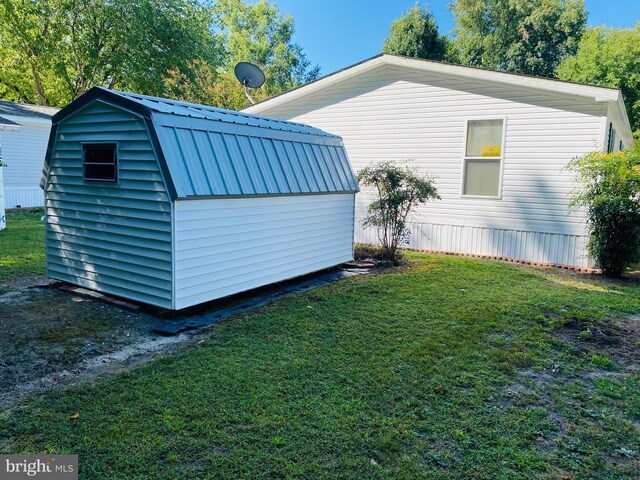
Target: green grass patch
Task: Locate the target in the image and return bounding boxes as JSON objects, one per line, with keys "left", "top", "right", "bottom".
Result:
{"left": 590, "top": 353, "right": 619, "bottom": 371}
{"left": 0, "top": 208, "right": 45, "bottom": 280}
{"left": 2, "top": 252, "right": 640, "bottom": 479}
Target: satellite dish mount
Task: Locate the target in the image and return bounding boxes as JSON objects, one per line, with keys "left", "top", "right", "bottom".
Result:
{"left": 234, "top": 62, "right": 266, "bottom": 105}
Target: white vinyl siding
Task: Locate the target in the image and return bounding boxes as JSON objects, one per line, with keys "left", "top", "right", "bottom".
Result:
{"left": 0, "top": 167, "right": 5, "bottom": 229}
{"left": 251, "top": 65, "right": 607, "bottom": 267}
{"left": 174, "top": 193, "right": 355, "bottom": 309}
{"left": 1, "top": 121, "right": 50, "bottom": 208}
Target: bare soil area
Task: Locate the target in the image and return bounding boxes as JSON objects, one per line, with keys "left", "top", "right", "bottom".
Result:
{"left": 0, "top": 275, "right": 199, "bottom": 409}
{"left": 0, "top": 268, "right": 364, "bottom": 410}
{"left": 555, "top": 313, "right": 640, "bottom": 369}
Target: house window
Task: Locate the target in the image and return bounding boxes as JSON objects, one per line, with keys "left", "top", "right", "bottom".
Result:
{"left": 463, "top": 119, "right": 504, "bottom": 197}
{"left": 83, "top": 144, "right": 117, "bottom": 182}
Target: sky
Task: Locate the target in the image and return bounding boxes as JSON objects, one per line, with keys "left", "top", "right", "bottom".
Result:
{"left": 270, "top": 0, "right": 640, "bottom": 76}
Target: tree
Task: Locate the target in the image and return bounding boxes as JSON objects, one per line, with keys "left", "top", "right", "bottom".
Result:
{"left": 213, "top": 0, "right": 319, "bottom": 102}
{"left": 558, "top": 24, "right": 640, "bottom": 134}
{"left": 450, "top": 0, "right": 587, "bottom": 77}
{"left": 0, "top": 0, "right": 221, "bottom": 107}
{"left": 357, "top": 162, "right": 440, "bottom": 260}
{"left": 382, "top": 3, "right": 449, "bottom": 61}
{"left": 568, "top": 148, "right": 640, "bottom": 278}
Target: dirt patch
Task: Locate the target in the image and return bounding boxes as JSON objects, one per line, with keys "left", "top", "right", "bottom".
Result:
{"left": 0, "top": 277, "right": 202, "bottom": 410}
{"left": 0, "top": 268, "right": 367, "bottom": 410}
{"left": 554, "top": 313, "right": 640, "bottom": 370}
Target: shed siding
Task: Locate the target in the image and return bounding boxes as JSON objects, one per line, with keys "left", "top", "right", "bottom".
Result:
{"left": 2, "top": 121, "right": 49, "bottom": 207}
{"left": 174, "top": 193, "right": 355, "bottom": 309}
{"left": 45, "top": 101, "right": 173, "bottom": 308}
{"left": 250, "top": 65, "right": 606, "bottom": 267}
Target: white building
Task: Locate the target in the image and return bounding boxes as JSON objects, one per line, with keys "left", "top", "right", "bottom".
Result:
{"left": 245, "top": 54, "right": 634, "bottom": 268}
{"left": 0, "top": 115, "right": 22, "bottom": 229}
{"left": 0, "top": 100, "right": 58, "bottom": 208}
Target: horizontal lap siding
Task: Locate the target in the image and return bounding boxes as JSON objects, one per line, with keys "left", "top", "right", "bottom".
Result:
{"left": 1, "top": 122, "right": 50, "bottom": 207}
{"left": 45, "top": 102, "right": 173, "bottom": 308}
{"left": 174, "top": 194, "right": 355, "bottom": 309}
{"left": 253, "top": 66, "right": 604, "bottom": 266}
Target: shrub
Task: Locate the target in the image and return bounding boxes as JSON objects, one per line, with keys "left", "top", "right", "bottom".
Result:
{"left": 357, "top": 162, "right": 439, "bottom": 260}
{"left": 568, "top": 148, "right": 640, "bottom": 277}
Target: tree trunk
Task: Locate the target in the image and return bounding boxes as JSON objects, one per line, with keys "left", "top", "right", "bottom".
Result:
{"left": 30, "top": 62, "right": 49, "bottom": 106}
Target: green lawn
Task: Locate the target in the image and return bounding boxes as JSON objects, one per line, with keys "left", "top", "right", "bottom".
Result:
{"left": 0, "top": 208, "right": 45, "bottom": 281}
{"left": 1, "top": 243, "right": 640, "bottom": 478}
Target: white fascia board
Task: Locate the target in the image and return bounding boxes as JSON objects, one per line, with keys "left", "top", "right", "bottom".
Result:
{"left": 0, "top": 115, "right": 51, "bottom": 126}
{"left": 245, "top": 54, "right": 622, "bottom": 113}
{"left": 244, "top": 56, "right": 387, "bottom": 114}
{"left": 384, "top": 56, "right": 621, "bottom": 102}
{"left": 608, "top": 97, "right": 635, "bottom": 148}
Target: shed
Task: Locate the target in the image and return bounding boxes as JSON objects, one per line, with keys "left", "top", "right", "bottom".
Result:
{"left": 244, "top": 53, "right": 635, "bottom": 268}
{"left": 41, "top": 87, "right": 358, "bottom": 309}
{"left": 0, "top": 100, "right": 58, "bottom": 208}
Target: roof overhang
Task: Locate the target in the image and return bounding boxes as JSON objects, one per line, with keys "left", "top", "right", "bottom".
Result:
{"left": 0, "top": 115, "right": 22, "bottom": 131}
{"left": 245, "top": 53, "right": 634, "bottom": 147}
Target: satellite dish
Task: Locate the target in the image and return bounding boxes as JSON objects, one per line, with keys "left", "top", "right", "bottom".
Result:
{"left": 234, "top": 62, "right": 265, "bottom": 104}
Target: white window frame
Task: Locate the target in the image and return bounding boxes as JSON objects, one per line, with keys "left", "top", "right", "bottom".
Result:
{"left": 460, "top": 116, "right": 507, "bottom": 200}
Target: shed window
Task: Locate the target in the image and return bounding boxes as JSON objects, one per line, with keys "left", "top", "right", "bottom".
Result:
{"left": 463, "top": 119, "right": 504, "bottom": 197}
{"left": 83, "top": 144, "right": 117, "bottom": 182}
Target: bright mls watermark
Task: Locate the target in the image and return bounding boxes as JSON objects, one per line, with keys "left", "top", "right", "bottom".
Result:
{"left": 0, "top": 455, "right": 77, "bottom": 480}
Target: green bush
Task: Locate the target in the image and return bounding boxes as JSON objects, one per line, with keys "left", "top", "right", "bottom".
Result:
{"left": 357, "top": 162, "right": 439, "bottom": 260}
{"left": 568, "top": 148, "right": 640, "bottom": 277}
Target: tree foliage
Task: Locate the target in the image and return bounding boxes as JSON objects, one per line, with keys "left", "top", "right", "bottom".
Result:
{"left": 357, "top": 162, "right": 440, "bottom": 260}
{"left": 382, "top": 3, "right": 449, "bottom": 61}
{"left": 568, "top": 148, "right": 640, "bottom": 277}
{"left": 0, "top": 0, "right": 319, "bottom": 111}
{"left": 558, "top": 24, "right": 640, "bottom": 133}
{"left": 450, "top": 0, "right": 587, "bottom": 77}
{"left": 212, "top": 0, "right": 319, "bottom": 107}
{"left": 0, "top": 0, "right": 219, "bottom": 107}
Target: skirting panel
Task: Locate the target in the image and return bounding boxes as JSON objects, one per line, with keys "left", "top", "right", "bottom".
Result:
{"left": 5, "top": 187, "right": 44, "bottom": 208}
{"left": 355, "top": 220, "right": 592, "bottom": 268}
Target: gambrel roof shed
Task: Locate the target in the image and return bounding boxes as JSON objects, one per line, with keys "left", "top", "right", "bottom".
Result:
{"left": 42, "top": 87, "right": 358, "bottom": 309}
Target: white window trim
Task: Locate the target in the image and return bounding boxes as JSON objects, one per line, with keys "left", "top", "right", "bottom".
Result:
{"left": 460, "top": 116, "right": 507, "bottom": 200}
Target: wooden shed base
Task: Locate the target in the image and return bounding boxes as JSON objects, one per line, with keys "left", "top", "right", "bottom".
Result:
{"left": 58, "top": 284, "right": 142, "bottom": 312}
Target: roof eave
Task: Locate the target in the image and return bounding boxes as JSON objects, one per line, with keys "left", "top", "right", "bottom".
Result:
{"left": 244, "top": 53, "right": 623, "bottom": 114}
{"left": 608, "top": 94, "right": 635, "bottom": 148}
{"left": 51, "top": 86, "right": 152, "bottom": 125}
{"left": 244, "top": 54, "right": 387, "bottom": 114}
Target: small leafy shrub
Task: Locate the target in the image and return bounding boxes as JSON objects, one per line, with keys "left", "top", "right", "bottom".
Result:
{"left": 357, "top": 162, "right": 440, "bottom": 260}
{"left": 568, "top": 148, "right": 640, "bottom": 277}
